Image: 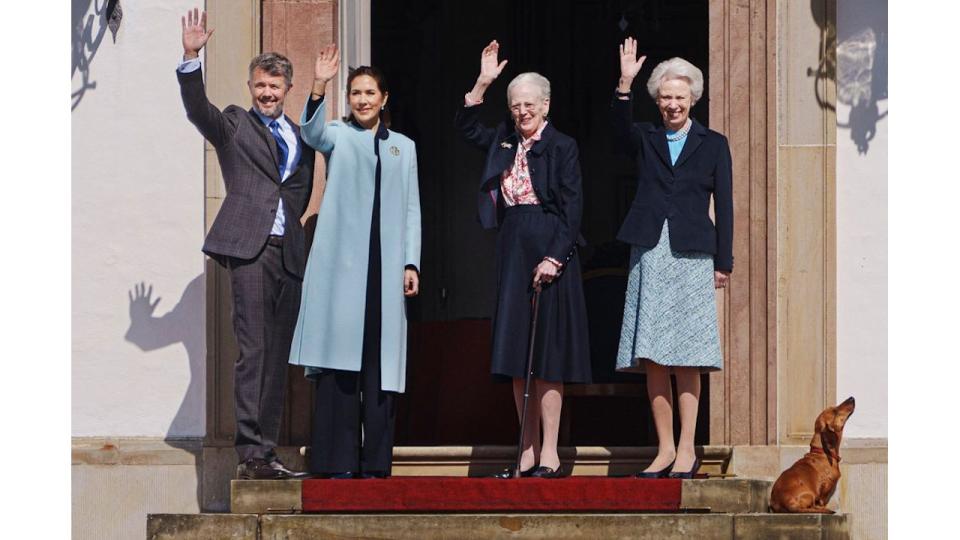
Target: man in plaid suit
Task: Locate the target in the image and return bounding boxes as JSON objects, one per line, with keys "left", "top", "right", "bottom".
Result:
{"left": 176, "top": 8, "right": 314, "bottom": 479}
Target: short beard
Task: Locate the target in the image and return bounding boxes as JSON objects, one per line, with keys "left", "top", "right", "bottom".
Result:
{"left": 254, "top": 100, "right": 284, "bottom": 119}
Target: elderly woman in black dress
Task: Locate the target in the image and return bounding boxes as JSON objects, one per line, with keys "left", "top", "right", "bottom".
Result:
{"left": 455, "top": 40, "right": 591, "bottom": 479}
{"left": 612, "top": 38, "right": 733, "bottom": 479}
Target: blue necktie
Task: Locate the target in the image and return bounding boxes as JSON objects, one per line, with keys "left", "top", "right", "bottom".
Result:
{"left": 269, "top": 120, "right": 289, "bottom": 179}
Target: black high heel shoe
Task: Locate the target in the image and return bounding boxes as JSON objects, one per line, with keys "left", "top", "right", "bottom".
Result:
{"left": 634, "top": 459, "right": 675, "bottom": 479}
{"left": 491, "top": 466, "right": 536, "bottom": 479}
{"left": 667, "top": 457, "right": 702, "bottom": 480}
{"left": 529, "top": 465, "right": 563, "bottom": 479}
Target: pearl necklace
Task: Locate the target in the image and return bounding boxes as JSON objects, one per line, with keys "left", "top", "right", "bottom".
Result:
{"left": 666, "top": 120, "right": 692, "bottom": 142}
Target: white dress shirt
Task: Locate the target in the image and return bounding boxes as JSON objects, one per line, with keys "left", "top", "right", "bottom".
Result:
{"left": 178, "top": 57, "right": 298, "bottom": 236}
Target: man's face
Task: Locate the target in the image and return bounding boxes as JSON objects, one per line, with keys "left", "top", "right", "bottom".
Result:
{"left": 248, "top": 67, "right": 290, "bottom": 119}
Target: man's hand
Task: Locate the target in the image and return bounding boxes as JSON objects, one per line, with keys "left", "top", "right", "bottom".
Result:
{"left": 714, "top": 270, "right": 731, "bottom": 289}
{"left": 404, "top": 269, "right": 420, "bottom": 297}
{"left": 182, "top": 7, "right": 214, "bottom": 59}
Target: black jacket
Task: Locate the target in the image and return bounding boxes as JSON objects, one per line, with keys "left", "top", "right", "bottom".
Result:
{"left": 455, "top": 104, "right": 585, "bottom": 264}
{"left": 177, "top": 68, "right": 315, "bottom": 277}
{"left": 611, "top": 96, "right": 734, "bottom": 272}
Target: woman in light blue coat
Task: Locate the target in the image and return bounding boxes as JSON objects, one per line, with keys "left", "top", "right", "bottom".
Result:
{"left": 289, "top": 45, "right": 421, "bottom": 478}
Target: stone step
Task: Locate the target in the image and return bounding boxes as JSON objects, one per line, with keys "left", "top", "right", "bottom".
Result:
{"left": 230, "top": 478, "right": 773, "bottom": 515}
{"left": 148, "top": 512, "right": 850, "bottom": 540}
{"left": 387, "top": 445, "right": 734, "bottom": 477}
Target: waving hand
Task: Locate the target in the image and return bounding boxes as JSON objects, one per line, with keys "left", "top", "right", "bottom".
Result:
{"left": 618, "top": 37, "right": 646, "bottom": 90}
{"left": 182, "top": 7, "right": 214, "bottom": 59}
{"left": 479, "top": 40, "right": 508, "bottom": 85}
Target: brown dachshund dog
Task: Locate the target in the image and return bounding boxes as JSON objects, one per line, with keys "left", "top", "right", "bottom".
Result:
{"left": 769, "top": 397, "right": 855, "bottom": 513}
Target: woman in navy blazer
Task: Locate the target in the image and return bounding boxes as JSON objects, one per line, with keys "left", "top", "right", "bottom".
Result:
{"left": 612, "top": 38, "right": 733, "bottom": 480}
{"left": 455, "top": 40, "right": 591, "bottom": 479}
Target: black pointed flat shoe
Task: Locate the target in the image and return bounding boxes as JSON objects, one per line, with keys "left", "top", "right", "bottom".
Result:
{"left": 491, "top": 467, "right": 536, "bottom": 479}
{"left": 667, "top": 457, "right": 702, "bottom": 480}
{"left": 529, "top": 465, "right": 563, "bottom": 479}
{"left": 635, "top": 460, "right": 675, "bottom": 479}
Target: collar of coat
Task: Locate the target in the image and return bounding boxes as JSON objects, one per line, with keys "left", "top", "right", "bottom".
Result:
{"left": 497, "top": 121, "right": 557, "bottom": 158}
{"left": 645, "top": 118, "right": 707, "bottom": 170}
{"left": 343, "top": 117, "right": 391, "bottom": 141}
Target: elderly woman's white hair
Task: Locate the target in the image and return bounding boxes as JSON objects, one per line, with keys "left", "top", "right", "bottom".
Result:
{"left": 507, "top": 72, "right": 551, "bottom": 102}
{"left": 646, "top": 57, "right": 704, "bottom": 104}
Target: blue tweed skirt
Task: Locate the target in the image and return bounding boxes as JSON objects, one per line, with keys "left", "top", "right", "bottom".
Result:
{"left": 616, "top": 220, "right": 722, "bottom": 373}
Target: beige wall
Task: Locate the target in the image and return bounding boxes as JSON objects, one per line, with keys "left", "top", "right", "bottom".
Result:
{"left": 836, "top": 0, "right": 888, "bottom": 440}
{"left": 776, "top": 0, "right": 837, "bottom": 446}
{"left": 72, "top": 0, "right": 206, "bottom": 439}
{"left": 73, "top": 1, "right": 212, "bottom": 537}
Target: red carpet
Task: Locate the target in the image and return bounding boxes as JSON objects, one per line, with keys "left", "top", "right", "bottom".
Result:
{"left": 302, "top": 477, "right": 682, "bottom": 513}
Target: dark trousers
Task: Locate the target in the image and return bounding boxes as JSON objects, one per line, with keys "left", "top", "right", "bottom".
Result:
{"left": 310, "top": 211, "right": 397, "bottom": 474}
{"left": 228, "top": 240, "right": 301, "bottom": 462}
{"left": 309, "top": 346, "right": 397, "bottom": 476}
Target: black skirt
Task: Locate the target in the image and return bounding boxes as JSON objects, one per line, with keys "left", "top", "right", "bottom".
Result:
{"left": 490, "top": 205, "right": 591, "bottom": 383}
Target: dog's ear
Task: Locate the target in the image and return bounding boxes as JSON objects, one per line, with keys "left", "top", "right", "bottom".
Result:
{"left": 814, "top": 414, "right": 828, "bottom": 435}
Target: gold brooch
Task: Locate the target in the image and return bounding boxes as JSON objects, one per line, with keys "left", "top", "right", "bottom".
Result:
{"left": 389, "top": 146, "right": 400, "bottom": 156}
{"left": 500, "top": 141, "right": 513, "bottom": 149}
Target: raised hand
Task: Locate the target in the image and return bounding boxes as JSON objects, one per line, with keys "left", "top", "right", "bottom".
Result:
{"left": 182, "top": 7, "right": 214, "bottom": 59}
{"left": 618, "top": 37, "right": 646, "bottom": 82}
{"left": 479, "top": 40, "right": 508, "bottom": 85}
{"left": 314, "top": 44, "right": 340, "bottom": 83}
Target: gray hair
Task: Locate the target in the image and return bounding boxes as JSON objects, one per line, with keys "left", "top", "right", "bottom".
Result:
{"left": 506, "top": 72, "right": 551, "bottom": 103}
{"left": 248, "top": 52, "right": 294, "bottom": 88}
{"left": 646, "top": 57, "right": 704, "bottom": 104}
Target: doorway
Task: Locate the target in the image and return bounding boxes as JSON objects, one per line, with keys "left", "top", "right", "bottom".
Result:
{"left": 371, "top": 0, "right": 711, "bottom": 446}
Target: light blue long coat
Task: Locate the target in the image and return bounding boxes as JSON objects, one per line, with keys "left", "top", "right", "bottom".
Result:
{"left": 288, "top": 98, "right": 421, "bottom": 393}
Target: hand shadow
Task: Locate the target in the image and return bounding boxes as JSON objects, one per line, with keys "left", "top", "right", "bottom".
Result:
{"left": 124, "top": 274, "right": 205, "bottom": 508}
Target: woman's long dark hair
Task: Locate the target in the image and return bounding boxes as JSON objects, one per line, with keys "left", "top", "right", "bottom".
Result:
{"left": 344, "top": 65, "right": 391, "bottom": 128}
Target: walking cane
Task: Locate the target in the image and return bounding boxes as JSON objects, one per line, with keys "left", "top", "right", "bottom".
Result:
{"left": 513, "top": 289, "right": 542, "bottom": 478}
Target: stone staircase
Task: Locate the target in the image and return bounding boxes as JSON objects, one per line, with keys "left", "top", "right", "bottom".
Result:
{"left": 147, "top": 447, "right": 850, "bottom": 539}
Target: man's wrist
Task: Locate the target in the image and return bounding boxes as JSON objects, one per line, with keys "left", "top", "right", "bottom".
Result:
{"left": 617, "top": 76, "right": 633, "bottom": 92}
{"left": 183, "top": 50, "right": 200, "bottom": 60}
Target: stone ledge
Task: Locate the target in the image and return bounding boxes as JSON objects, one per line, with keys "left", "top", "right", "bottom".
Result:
{"left": 733, "top": 513, "right": 849, "bottom": 539}
{"left": 260, "top": 513, "right": 736, "bottom": 540}
{"left": 231, "top": 480, "right": 303, "bottom": 514}
{"left": 681, "top": 479, "right": 772, "bottom": 514}
{"left": 147, "top": 513, "right": 257, "bottom": 540}
{"left": 72, "top": 437, "right": 201, "bottom": 466}
{"left": 148, "top": 512, "right": 849, "bottom": 539}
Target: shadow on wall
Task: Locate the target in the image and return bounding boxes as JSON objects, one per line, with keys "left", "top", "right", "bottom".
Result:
{"left": 125, "top": 275, "right": 205, "bottom": 436}
{"left": 123, "top": 274, "right": 206, "bottom": 505}
{"left": 124, "top": 275, "right": 205, "bottom": 505}
{"left": 72, "top": 0, "right": 122, "bottom": 110}
{"left": 808, "top": 0, "right": 888, "bottom": 155}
